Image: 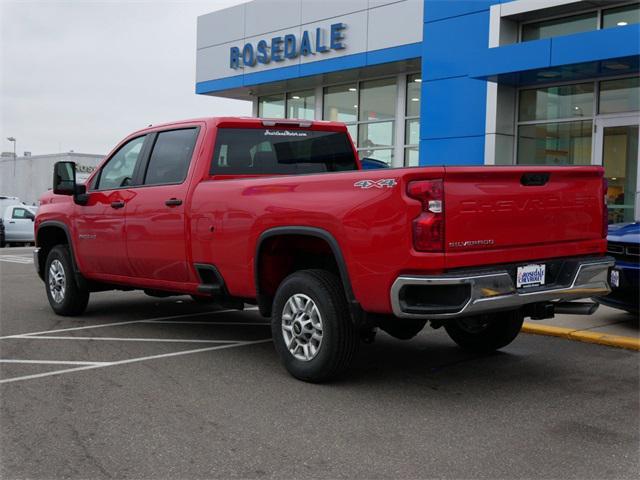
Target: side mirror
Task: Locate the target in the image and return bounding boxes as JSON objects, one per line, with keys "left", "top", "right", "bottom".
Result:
{"left": 53, "top": 161, "right": 89, "bottom": 205}
{"left": 53, "top": 161, "right": 77, "bottom": 195}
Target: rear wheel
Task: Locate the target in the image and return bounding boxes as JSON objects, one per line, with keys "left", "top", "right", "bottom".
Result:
{"left": 444, "top": 310, "right": 523, "bottom": 353}
{"left": 271, "top": 269, "right": 358, "bottom": 382}
{"left": 45, "top": 245, "right": 89, "bottom": 316}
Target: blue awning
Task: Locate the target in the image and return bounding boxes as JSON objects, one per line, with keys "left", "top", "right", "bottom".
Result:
{"left": 470, "top": 24, "right": 640, "bottom": 86}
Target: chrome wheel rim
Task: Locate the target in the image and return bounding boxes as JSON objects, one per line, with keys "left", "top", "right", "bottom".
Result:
{"left": 281, "top": 293, "right": 323, "bottom": 361}
{"left": 48, "top": 259, "right": 66, "bottom": 304}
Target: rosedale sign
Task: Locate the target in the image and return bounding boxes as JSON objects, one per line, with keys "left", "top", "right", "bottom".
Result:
{"left": 230, "top": 23, "right": 346, "bottom": 69}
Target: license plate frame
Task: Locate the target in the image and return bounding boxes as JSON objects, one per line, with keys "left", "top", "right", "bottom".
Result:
{"left": 516, "top": 264, "right": 546, "bottom": 288}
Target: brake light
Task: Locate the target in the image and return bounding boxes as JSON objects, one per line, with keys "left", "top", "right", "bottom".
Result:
{"left": 603, "top": 177, "right": 608, "bottom": 239}
{"left": 407, "top": 179, "right": 444, "bottom": 252}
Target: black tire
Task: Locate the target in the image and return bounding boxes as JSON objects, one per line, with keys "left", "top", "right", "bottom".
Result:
{"left": 444, "top": 310, "right": 524, "bottom": 353}
{"left": 378, "top": 318, "right": 426, "bottom": 340}
{"left": 271, "top": 269, "right": 359, "bottom": 382}
{"left": 44, "top": 245, "right": 89, "bottom": 316}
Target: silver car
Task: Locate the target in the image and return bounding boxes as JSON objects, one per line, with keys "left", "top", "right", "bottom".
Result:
{"left": 2, "top": 205, "right": 37, "bottom": 245}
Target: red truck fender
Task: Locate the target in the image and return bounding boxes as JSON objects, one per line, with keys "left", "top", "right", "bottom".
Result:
{"left": 254, "top": 226, "right": 363, "bottom": 322}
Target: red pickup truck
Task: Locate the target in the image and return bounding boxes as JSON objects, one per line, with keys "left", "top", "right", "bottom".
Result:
{"left": 35, "top": 117, "right": 613, "bottom": 381}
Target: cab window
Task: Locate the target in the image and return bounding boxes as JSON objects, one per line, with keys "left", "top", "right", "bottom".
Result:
{"left": 211, "top": 128, "right": 357, "bottom": 175}
{"left": 95, "top": 135, "right": 146, "bottom": 190}
{"left": 12, "top": 207, "right": 33, "bottom": 219}
{"left": 143, "top": 128, "right": 198, "bottom": 186}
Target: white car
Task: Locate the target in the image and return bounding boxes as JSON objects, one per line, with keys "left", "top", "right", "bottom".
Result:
{"left": 2, "top": 205, "right": 37, "bottom": 245}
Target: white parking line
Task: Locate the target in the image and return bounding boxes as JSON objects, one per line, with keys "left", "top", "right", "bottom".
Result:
{"left": 14, "top": 335, "right": 242, "bottom": 344}
{"left": 0, "top": 255, "right": 33, "bottom": 264}
{"left": 142, "top": 320, "right": 269, "bottom": 326}
{"left": 0, "top": 307, "right": 259, "bottom": 340}
{"left": 0, "top": 339, "right": 272, "bottom": 384}
{"left": 0, "top": 359, "right": 109, "bottom": 366}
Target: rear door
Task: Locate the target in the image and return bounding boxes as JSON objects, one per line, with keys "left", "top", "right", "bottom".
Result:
{"left": 125, "top": 126, "right": 200, "bottom": 283}
{"left": 443, "top": 166, "right": 605, "bottom": 255}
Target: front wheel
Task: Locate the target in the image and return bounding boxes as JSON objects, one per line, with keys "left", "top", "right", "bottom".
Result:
{"left": 45, "top": 245, "right": 89, "bottom": 316}
{"left": 271, "top": 270, "right": 359, "bottom": 383}
{"left": 444, "top": 310, "right": 524, "bottom": 353}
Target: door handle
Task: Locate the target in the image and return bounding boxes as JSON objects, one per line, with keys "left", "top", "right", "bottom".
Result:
{"left": 110, "top": 201, "right": 125, "bottom": 209}
{"left": 9, "top": 221, "right": 15, "bottom": 224}
{"left": 165, "top": 198, "right": 183, "bottom": 207}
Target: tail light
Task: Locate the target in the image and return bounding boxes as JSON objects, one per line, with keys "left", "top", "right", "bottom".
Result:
{"left": 407, "top": 179, "right": 444, "bottom": 252}
{"left": 602, "top": 177, "right": 608, "bottom": 239}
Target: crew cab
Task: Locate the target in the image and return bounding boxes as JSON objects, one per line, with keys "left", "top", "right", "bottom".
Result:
{"left": 34, "top": 117, "right": 613, "bottom": 382}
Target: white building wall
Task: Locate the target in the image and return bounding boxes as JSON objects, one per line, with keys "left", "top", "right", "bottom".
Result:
{"left": 0, "top": 153, "right": 103, "bottom": 205}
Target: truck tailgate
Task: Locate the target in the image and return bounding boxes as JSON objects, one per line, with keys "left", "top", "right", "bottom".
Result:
{"left": 443, "top": 166, "right": 605, "bottom": 258}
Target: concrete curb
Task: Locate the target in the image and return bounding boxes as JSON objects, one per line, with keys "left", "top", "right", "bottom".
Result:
{"left": 522, "top": 322, "right": 640, "bottom": 351}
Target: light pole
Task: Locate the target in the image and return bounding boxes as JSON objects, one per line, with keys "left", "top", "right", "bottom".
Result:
{"left": 6, "top": 137, "right": 16, "bottom": 176}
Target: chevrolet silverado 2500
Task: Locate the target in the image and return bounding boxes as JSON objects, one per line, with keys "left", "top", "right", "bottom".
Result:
{"left": 34, "top": 117, "right": 613, "bottom": 381}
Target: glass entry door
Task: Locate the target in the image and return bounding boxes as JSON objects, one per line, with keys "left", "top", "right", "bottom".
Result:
{"left": 594, "top": 115, "right": 640, "bottom": 224}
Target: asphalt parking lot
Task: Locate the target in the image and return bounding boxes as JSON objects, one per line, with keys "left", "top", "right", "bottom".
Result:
{"left": 1, "top": 246, "right": 639, "bottom": 479}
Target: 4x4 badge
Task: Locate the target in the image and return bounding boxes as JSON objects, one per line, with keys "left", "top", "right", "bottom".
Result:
{"left": 354, "top": 179, "right": 397, "bottom": 189}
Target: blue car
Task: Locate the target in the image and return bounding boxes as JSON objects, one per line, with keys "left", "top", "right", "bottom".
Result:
{"left": 596, "top": 222, "right": 639, "bottom": 315}
{"left": 360, "top": 157, "right": 390, "bottom": 170}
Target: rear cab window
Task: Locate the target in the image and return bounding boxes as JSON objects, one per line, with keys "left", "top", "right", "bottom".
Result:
{"left": 211, "top": 128, "right": 357, "bottom": 176}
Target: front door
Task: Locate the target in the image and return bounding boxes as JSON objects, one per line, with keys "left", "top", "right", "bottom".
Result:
{"left": 594, "top": 115, "right": 640, "bottom": 224}
{"left": 5, "top": 206, "right": 35, "bottom": 242}
{"left": 75, "top": 135, "right": 148, "bottom": 277}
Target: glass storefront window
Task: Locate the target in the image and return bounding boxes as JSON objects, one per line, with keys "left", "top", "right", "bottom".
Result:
{"left": 603, "top": 125, "right": 639, "bottom": 224}
{"left": 405, "top": 147, "right": 419, "bottom": 166}
{"left": 358, "top": 121, "right": 394, "bottom": 149}
{"left": 599, "top": 77, "right": 640, "bottom": 114}
{"left": 406, "top": 74, "right": 421, "bottom": 117}
{"left": 519, "top": 83, "right": 594, "bottom": 121}
{"left": 358, "top": 148, "right": 393, "bottom": 165}
{"left": 602, "top": 3, "right": 640, "bottom": 29}
{"left": 286, "top": 90, "right": 315, "bottom": 120}
{"left": 346, "top": 124, "right": 358, "bottom": 145}
{"left": 521, "top": 12, "right": 597, "bottom": 41}
{"left": 359, "top": 78, "right": 396, "bottom": 121}
{"left": 517, "top": 121, "right": 592, "bottom": 165}
{"left": 405, "top": 119, "right": 420, "bottom": 145}
{"left": 323, "top": 84, "right": 357, "bottom": 123}
{"left": 258, "top": 94, "right": 285, "bottom": 118}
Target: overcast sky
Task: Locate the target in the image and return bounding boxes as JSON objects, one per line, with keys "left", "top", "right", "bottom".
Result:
{"left": 1, "top": 0, "right": 250, "bottom": 156}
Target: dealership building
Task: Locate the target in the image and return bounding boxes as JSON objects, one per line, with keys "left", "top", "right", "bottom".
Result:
{"left": 196, "top": 0, "right": 640, "bottom": 222}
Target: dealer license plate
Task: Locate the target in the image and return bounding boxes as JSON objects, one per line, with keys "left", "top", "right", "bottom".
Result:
{"left": 516, "top": 264, "right": 546, "bottom": 288}
{"left": 610, "top": 269, "right": 620, "bottom": 288}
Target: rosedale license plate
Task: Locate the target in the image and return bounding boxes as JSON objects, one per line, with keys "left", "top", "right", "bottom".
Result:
{"left": 516, "top": 264, "right": 546, "bottom": 288}
{"left": 610, "top": 269, "right": 620, "bottom": 288}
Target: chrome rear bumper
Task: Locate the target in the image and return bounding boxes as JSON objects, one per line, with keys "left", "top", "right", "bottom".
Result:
{"left": 390, "top": 257, "right": 614, "bottom": 320}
